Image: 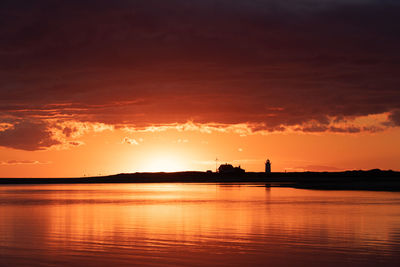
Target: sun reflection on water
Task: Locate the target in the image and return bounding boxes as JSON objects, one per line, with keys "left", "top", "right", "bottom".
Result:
{"left": 0, "top": 184, "right": 400, "bottom": 266}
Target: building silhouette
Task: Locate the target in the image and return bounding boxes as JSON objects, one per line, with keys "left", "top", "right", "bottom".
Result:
{"left": 265, "top": 159, "right": 271, "bottom": 173}
{"left": 218, "top": 164, "right": 245, "bottom": 174}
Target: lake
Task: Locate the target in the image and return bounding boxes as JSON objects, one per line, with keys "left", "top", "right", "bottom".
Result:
{"left": 1, "top": 183, "right": 399, "bottom": 266}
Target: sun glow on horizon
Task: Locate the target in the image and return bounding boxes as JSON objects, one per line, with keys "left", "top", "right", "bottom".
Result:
{"left": 139, "top": 153, "right": 188, "bottom": 173}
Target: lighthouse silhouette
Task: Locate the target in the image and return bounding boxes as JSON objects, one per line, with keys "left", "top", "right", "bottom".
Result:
{"left": 265, "top": 159, "right": 271, "bottom": 173}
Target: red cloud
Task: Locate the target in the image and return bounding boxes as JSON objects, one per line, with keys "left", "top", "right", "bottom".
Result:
{"left": 0, "top": 1, "right": 400, "bottom": 150}
{"left": 388, "top": 110, "right": 400, "bottom": 126}
{"left": 0, "top": 120, "right": 60, "bottom": 151}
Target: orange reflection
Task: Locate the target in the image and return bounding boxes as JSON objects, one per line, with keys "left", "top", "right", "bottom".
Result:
{"left": 1, "top": 184, "right": 400, "bottom": 266}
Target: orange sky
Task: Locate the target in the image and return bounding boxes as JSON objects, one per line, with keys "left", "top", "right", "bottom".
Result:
{"left": 1, "top": 122, "right": 400, "bottom": 177}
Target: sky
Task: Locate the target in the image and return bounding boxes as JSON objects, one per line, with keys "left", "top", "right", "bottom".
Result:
{"left": 1, "top": 0, "right": 400, "bottom": 177}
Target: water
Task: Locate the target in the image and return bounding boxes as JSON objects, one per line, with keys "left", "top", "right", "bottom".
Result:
{"left": 0, "top": 183, "right": 399, "bottom": 266}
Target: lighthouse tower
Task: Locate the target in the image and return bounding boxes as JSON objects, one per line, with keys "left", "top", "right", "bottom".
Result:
{"left": 265, "top": 159, "right": 271, "bottom": 173}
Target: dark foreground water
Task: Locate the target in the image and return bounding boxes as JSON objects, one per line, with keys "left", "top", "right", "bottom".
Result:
{"left": 0, "top": 184, "right": 400, "bottom": 267}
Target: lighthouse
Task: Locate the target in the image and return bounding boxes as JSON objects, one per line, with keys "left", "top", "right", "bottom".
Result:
{"left": 265, "top": 159, "right": 271, "bottom": 173}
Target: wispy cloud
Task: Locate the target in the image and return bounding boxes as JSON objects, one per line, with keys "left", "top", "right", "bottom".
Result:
{"left": 0, "top": 160, "right": 51, "bottom": 165}
{"left": 122, "top": 137, "right": 139, "bottom": 145}
{"left": 292, "top": 165, "right": 343, "bottom": 172}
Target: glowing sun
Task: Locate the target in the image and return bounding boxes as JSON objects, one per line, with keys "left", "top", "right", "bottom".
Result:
{"left": 141, "top": 153, "right": 186, "bottom": 172}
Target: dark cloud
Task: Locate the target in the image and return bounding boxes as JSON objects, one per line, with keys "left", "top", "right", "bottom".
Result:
{"left": 388, "top": 110, "right": 400, "bottom": 126}
{"left": 301, "top": 125, "right": 329, "bottom": 133}
{"left": 62, "top": 125, "right": 82, "bottom": 138}
{"left": 0, "top": 120, "right": 60, "bottom": 150}
{"left": 329, "top": 126, "right": 361, "bottom": 133}
{"left": 0, "top": 0, "right": 399, "bottom": 147}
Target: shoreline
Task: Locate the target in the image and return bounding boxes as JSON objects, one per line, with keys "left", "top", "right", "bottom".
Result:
{"left": 1, "top": 169, "right": 400, "bottom": 191}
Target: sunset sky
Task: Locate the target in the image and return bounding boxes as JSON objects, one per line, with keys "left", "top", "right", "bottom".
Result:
{"left": 1, "top": 0, "right": 400, "bottom": 177}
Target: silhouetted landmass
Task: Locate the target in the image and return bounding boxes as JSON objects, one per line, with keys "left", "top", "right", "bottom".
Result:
{"left": 1, "top": 169, "right": 400, "bottom": 191}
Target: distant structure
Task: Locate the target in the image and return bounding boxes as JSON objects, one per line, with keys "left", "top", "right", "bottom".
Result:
{"left": 218, "top": 164, "right": 245, "bottom": 174}
{"left": 265, "top": 159, "right": 271, "bottom": 173}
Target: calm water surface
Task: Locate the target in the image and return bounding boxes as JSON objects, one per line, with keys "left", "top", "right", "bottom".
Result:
{"left": 0, "top": 183, "right": 400, "bottom": 266}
